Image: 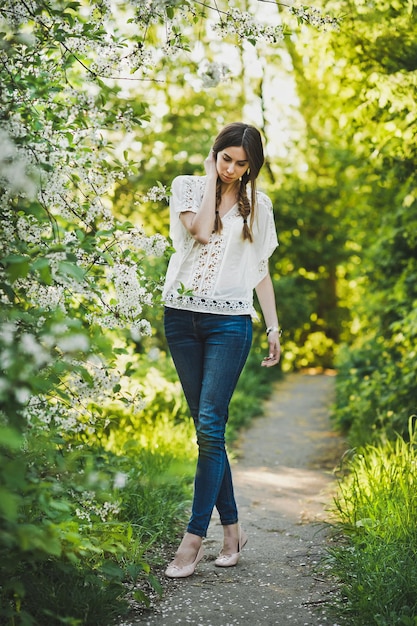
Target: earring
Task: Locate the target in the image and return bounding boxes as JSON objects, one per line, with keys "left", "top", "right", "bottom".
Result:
{"left": 247, "top": 168, "right": 251, "bottom": 176}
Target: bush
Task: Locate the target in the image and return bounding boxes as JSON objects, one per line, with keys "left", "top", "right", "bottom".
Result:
{"left": 333, "top": 331, "right": 417, "bottom": 447}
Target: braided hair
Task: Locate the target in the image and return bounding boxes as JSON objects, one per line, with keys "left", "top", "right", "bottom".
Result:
{"left": 212, "top": 123, "right": 265, "bottom": 242}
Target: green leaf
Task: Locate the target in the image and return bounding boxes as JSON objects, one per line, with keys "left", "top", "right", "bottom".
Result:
{"left": 31, "top": 257, "right": 50, "bottom": 270}
{"left": 148, "top": 572, "right": 163, "bottom": 596}
{"left": 0, "top": 426, "right": 23, "bottom": 450}
{"left": 48, "top": 499, "right": 72, "bottom": 513}
{"left": 133, "top": 589, "right": 150, "bottom": 607}
{"left": 58, "top": 260, "right": 85, "bottom": 282}
{"left": 0, "top": 488, "right": 19, "bottom": 520}
{"left": 3, "top": 254, "right": 28, "bottom": 263}
{"left": 118, "top": 221, "right": 135, "bottom": 231}
{"left": 0, "top": 281, "right": 15, "bottom": 301}
{"left": 99, "top": 560, "right": 125, "bottom": 580}
{"left": 3, "top": 255, "right": 30, "bottom": 281}
{"left": 32, "top": 257, "right": 53, "bottom": 284}
{"left": 95, "top": 229, "right": 115, "bottom": 238}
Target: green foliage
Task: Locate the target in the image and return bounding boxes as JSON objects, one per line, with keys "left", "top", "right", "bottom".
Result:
{"left": 0, "top": 356, "right": 196, "bottom": 624}
{"left": 279, "top": 3, "right": 417, "bottom": 624}
{"left": 333, "top": 328, "right": 417, "bottom": 446}
{"left": 0, "top": 431, "right": 129, "bottom": 624}
{"left": 2, "top": 560, "right": 130, "bottom": 626}
{"left": 327, "top": 422, "right": 417, "bottom": 624}
{"left": 284, "top": 0, "right": 417, "bottom": 441}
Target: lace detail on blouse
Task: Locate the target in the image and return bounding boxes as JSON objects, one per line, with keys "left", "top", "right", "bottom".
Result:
{"left": 182, "top": 176, "right": 206, "bottom": 212}
{"left": 258, "top": 258, "right": 268, "bottom": 278}
{"left": 164, "top": 292, "right": 253, "bottom": 315}
{"left": 181, "top": 229, "right": 195, "bottom": 256}
{"left": 192, "top": 234, "right": 225, "bottom": 295}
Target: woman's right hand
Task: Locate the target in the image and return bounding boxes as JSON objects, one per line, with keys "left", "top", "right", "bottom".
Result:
{"left": 204, "top": 149, "right": 218, "bottom": 178}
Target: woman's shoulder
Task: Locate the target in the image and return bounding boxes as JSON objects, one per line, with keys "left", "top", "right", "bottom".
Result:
{"left": 255, "top": 189, "right": 273, "bottom": 211}
{"left": 171, "top": 174, "right": 206, "bottom": 190}
{"left": 170, "top": 175, "right": 206, "bottom": 212}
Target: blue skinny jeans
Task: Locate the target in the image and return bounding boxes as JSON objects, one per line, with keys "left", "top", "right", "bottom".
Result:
{"left": 164, "top": 307, "right": 253, "bottom": 538}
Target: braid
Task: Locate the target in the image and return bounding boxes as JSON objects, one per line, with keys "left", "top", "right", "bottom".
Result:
{"left": 238, "top": 180, "right": 253, "bottom": 242}
{"left": 213, "top": 178, "right": 255, "bottom": 241}
{"left": 213, "top": 179, "right": 223, "bottom": 234}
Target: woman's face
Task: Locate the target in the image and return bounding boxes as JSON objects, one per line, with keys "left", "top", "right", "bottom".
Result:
{"left": 216, "top": 146, "right": 249, "bottom": 184}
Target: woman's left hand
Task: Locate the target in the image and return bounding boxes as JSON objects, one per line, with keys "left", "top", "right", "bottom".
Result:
{"left": 261, "top": 332, "right": 281, "bottom": 367}
{"left": 204, "top": 149, "right": 218, "bottom": 178}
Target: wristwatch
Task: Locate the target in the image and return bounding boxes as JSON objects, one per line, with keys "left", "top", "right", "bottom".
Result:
{"left": 266, "top": 326, "right": 282, "bottom": 337}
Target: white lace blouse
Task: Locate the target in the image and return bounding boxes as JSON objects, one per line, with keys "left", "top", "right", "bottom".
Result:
{"left": 162, "top": 175, "right": 278, "bottom": 317}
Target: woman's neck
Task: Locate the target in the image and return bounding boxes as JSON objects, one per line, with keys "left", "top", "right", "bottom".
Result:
{"left": 220, "top": 180, "right": 240, "bottom": 197}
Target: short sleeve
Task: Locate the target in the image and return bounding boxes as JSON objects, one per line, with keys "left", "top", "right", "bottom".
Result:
{"left": 170, "top": 175, "right": 202, "bottom": 215}
{"left": 252, "top": 192, "right": 278, "bottom": 284}
{"left": 168, "top": 176, "right": 205, "bottom": 250}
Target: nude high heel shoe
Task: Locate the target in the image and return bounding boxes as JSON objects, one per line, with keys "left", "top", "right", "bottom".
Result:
{"left": 214, "top": 526, "right": 248, "bottom": 568}
{"left": 165, "top": 545, "right": 204, "bottom": 578}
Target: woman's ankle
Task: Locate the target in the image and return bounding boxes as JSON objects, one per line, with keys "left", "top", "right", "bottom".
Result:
{"left": 222, "top": 523, "right": 239, "bottom": 539}
{"left": 169, "top": 532, "right": 203, "bottom": 567}
{"left": 177, "top": 532, "right": 203, "bottom": 552}
{"left": 185, "top": 531, "right": 203, "bottom": 543}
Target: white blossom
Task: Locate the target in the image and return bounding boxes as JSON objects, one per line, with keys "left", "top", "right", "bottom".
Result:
{"left": 113, "top": 472, "right": 128, "bottom": 489}
{"left": 143, "top": 184, "right": 169, "bottom": 202}
{"left": 14, "top": 387, "right": 32, "bottom": 405}
{"left": 0, "top": 322, "right": 16, "bottom": 346}
{"left": 26, "top": 283, "right": 67, "bottom": 312}
{"left": 56, "top": 334, "right": 90, "bottom": 354}
{"left": 199, "top": 61, "right": 230, "bottom": 88}
{"left": 16, "top": 215, "right": 52, "bottom": 245}
{"left": 131, "top": 318, "right": 152, "bottom": 340}
{"left": 20, "top": 333, "right": 51, "bottom": 368}
{"left": 212, "top": 9, "right": 285, "bottom": 45}
{"left": 289, "top": 5, "right": 341, "bottom": 31}
{"left": 0, "top": 129, "right": 38, "bottom": 197}
{"left": 75, "top": 490, "right": 120, "bottom": 523}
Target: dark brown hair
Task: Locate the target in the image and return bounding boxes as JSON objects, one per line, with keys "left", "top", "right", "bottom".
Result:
{"left": 212, "top": 122, "right": 264, "bottom": 241}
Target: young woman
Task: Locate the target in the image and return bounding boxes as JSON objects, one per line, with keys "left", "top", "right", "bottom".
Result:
{"left": 162, "top": 122, "right": 281, "bottom": 578}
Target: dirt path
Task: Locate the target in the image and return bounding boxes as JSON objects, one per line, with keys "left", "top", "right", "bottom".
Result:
{"left": 128, "top": 372, "right": 345, "bottom": 626}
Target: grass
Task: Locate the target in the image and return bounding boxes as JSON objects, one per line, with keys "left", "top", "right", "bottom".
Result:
{"left": 326, "top": 419, "right": 417, "bottom": 625}
{"left": 10, "top": 560, "right": 129, "bottom": 626}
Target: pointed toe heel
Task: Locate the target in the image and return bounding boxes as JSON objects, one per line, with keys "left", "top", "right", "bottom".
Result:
{"left": 214, "top": 526, "right": 248, "bottom": 568}
{"left": 165, "top": 545, "right": 204, "bottom": 579}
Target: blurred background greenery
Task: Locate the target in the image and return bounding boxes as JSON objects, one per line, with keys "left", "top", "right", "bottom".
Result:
{"left": 1, "top": 0, "right": 416, "bottom": 624}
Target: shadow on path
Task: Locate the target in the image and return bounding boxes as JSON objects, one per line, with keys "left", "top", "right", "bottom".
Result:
{"left": 128, "top": 372, "right": 346, "bottom": 626}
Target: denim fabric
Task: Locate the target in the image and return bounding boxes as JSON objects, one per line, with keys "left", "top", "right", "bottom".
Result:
{"left": 164, "top": 307, "right": 253, "bottom": 537}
